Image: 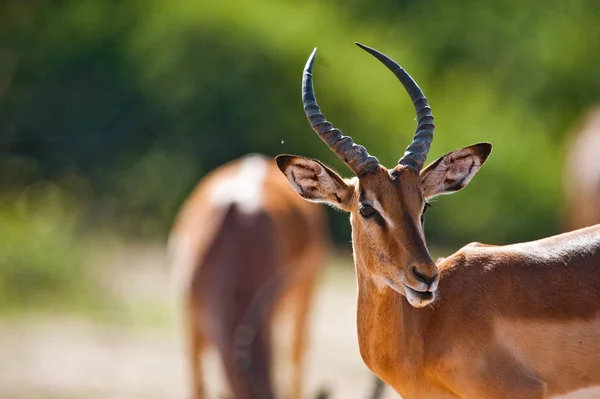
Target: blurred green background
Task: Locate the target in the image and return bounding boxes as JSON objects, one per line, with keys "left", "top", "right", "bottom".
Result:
{"left": 2, "top": 1, "right": 600, "bottom": 397}
{"left": 1, "top": 0, "right": 599, "bottom": 311}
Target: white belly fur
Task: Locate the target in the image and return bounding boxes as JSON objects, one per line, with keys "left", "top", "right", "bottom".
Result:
{"left": 551, "top": 386, "right": 600, "bottom": 398}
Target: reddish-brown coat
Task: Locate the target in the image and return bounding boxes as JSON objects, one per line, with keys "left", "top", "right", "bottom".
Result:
{"left": 278, "top": 150, "right": 600, "bottom": 399}
{"left": 358, "top": 225, "right": 600, "bottom": 399}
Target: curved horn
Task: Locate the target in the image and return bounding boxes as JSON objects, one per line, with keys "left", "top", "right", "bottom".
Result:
{"left": 355, "top": 42, "right": 434, "bottom": 172}
{"left": 303, "top": 48, "right": 379, "bottom": 176}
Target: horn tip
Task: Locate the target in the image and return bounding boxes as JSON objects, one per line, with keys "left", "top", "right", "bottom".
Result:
{"left": 355, "top": 41, "right": 378, "bottom": 57}
{"left": 304, "top": 48, "right": 318, "bottom": 74}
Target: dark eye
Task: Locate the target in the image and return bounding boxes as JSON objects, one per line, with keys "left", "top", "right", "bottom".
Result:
{"left": 359, "top": 204, "right": 378, "bottom": 218}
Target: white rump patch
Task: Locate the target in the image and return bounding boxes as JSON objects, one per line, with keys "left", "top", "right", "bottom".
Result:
{"left": 210, "top": 155, "right": 268, "bottom": 214}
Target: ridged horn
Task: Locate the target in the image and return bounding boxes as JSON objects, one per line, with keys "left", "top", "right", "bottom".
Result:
{"left": 355, "top": 42, "right": 434, "bottom": 172}
{"left": 302, "top": 48, "right": 379, "bottom": 176}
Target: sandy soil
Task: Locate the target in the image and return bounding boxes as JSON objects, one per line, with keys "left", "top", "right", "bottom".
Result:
{"left": 1, "top": 244, "right": 599, "bottom": 399}
{"left": 0, "top": 245, "right": 395, "bottom": 399}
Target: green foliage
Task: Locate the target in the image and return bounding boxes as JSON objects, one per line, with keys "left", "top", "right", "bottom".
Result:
{"left": 0, "top": 184, "right": 90, "bottom": 310}
{"left": 1, "top": 0, "right": 598, "bottom": 247}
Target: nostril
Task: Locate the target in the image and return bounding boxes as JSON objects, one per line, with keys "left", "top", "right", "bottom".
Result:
{"left": 412, "top": 267, "right": 438, "bottom": 286}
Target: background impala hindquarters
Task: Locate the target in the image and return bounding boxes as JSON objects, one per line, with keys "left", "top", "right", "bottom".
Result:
{"left": 276, "top": 43, "right": 600, "bottom": 399}
{"left": 564, "top": 105, "right": 600, "bottom": 231}
{"left": 169, "top": 154, "right": 331, "bottom": 399}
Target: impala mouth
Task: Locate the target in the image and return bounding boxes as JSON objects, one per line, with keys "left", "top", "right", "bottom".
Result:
{"left": 404, "top": 284, "right": 436, "bottom": 308}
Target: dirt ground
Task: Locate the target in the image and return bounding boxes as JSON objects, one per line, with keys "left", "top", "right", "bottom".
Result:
{"left": 0, "top": 245, "right": 396, "bottom": 399}
{"left": 1, "top": 244, "right": 599, "bottom": 399}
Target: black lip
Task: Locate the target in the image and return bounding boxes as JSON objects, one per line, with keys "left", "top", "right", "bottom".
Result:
{"left": 405, "top": 285, "right": 434, "bottom": 301}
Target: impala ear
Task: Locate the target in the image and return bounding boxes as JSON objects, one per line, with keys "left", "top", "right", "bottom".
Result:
{"left": 276, "top": 155, "right": 355, "bottom": 211}
{"left": 420, "top": 143, "right": 492, "bottom": 199}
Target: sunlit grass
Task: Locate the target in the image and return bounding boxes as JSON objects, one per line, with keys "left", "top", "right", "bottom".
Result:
{"left": 0, "top": 184, "right": 117, "bottom": 316}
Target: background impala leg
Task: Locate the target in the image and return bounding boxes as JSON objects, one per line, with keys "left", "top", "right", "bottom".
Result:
{"left": 289, "top": 275, "right": 317, "bottom": 399}
{"left": 186, "top": 302, "right": 207, "bottom": 399}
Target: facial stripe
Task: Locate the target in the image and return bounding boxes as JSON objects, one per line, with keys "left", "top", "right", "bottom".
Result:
{"left": 372, "top": 199, "right": 394, "bottom": 227}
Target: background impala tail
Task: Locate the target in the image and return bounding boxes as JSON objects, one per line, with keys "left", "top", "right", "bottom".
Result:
{"left": 198, "top": 203, "right": 280, "bottom": 399}
{"left": 564, "top": 105, "right": 600, "bottom": 231}
{"left": 171, "top": 154, "right": 333, "bottom": 399}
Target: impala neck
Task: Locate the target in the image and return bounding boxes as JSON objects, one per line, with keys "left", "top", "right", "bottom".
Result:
{"left": 355, "top": 262, "right": 429, "bottom": 387}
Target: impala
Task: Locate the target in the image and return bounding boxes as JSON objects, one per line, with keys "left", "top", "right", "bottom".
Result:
{"left": 276, "top": 43, "right": 600, "bottom": 399}
{"left": 169, "top": 154, "right": 330, "bottom": 399}
{"left": 564, "top": 105, "right": 600, "bottom": 231}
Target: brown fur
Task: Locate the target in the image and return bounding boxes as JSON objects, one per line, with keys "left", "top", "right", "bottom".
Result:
{"left": 357, "top": 224, "right": 600, "bottom": 398}
{"left": 278, "top": 144, "right": 600, "bottom": 398}
{"left": 170, "top": 154, "right": 330, "bottom": 399}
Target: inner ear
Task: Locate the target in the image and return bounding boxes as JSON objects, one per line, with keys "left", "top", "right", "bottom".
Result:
{"left": 276, "top": 154, "right": 356, "bottom": 211}
{"left": 420, "top": 143, "right": 492, "bottom": 199}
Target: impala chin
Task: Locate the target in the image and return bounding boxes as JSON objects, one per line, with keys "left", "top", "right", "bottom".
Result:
{"left": 404, "top": 285, "right": 437, "bottom": 308}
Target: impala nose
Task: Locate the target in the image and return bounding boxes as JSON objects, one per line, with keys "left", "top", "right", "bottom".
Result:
{"left": 412, "top": 266, "right": 439, "bottom": 290}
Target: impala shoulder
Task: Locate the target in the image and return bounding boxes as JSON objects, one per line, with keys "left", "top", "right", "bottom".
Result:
{"left": 440, "top": 242, "right": 494, "bottom": 263}
{"left": 439, "top": 242, "right": 512, "bottom": 274}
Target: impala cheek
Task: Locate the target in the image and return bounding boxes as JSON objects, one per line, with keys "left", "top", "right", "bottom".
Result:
{"left": 376, "top": 251, "right": 390, "bottom": 264}
{"left": 382, "top": 276, "right": 407, "bottom": 295}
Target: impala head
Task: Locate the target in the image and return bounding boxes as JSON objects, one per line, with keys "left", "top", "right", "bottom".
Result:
{"left": 277, "top": 43, "right": 491, "bottom": 308}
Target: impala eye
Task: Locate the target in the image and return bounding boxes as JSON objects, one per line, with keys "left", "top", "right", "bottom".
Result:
{"left": 359, "top": 204, "right": 378, "bottom": 218}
